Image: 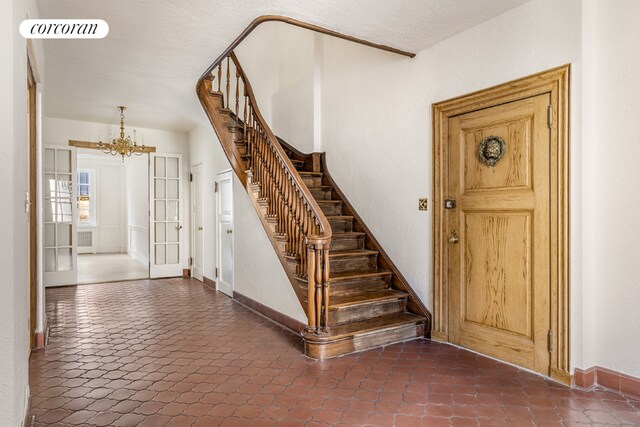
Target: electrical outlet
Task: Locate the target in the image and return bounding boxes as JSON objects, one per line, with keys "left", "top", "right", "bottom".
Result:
{"left": 418, "top": 198, "right": 428, "bottom": 211}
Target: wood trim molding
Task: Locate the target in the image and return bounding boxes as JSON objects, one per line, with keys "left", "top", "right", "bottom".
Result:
{"left": 432, "top": 65, "right": 571, "bottom": 384}
{"left": 68, "top": 140, "right": 156, "bottom": 153}
{"left": 198, "top": 15, "right": 414, "bottom": 82}
{"left": 233, "top": 291, "right": 306, "bottom": 334}
{"left": 575, "top": 366, "right": 640, "bottom": 399}
{"left": 203, "top": 276, "right": 216, "bottom": 290}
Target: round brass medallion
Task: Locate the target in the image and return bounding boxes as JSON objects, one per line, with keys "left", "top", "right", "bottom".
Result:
{"left": 478, "top": 135, "right": 506, "bottom": 167}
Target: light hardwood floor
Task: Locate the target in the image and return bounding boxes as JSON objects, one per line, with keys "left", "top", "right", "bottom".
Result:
{"left": 77, "top": 253, "right": 148, "bottom": 284}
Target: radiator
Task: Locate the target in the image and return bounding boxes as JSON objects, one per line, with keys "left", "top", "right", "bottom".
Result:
{"left": 77, "top": 230, "right": 96, "bottom": 254}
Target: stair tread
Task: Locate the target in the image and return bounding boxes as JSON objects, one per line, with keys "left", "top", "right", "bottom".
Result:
{"left": 332, "top": 232, "right": 366, "bottom": 239}
{"left": 316, "top": 200, "right": 342, "bottom": 205}
{"left": 326, "top": 215, "right": 354, "bottom": 220}
{"left": 330, "top": 249, "right": 378, "bottom": 258}
{"left": 330, "top": 289, "right": 408, "bottom": 308}
{"left": 298, "top": 171, "right": 323, "bottom": 176}
{"left": 309, "top": 312, "right": 424, "bottom": 341}
{"left": 330, "top": 268, "right": 393, "bottom": 281}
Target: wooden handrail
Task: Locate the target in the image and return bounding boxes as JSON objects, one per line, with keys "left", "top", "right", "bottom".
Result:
{"left": 196, "top": 50, "right": 332, "bottom": 334}
{"left": 197, "top": 15, "right": 415, "bottom": 84}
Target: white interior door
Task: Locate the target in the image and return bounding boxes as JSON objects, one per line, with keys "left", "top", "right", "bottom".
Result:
{"left": 43, "top": 146, "right": 78, "bottom": 286}
{"left": 191, "top": 163, "right": 204, "bottom": 281}
{"left": 216, "top": 170, "right": 233, "bottom": 297}
{"left": 150, "top": 153, "right": 183, "bottom": 278}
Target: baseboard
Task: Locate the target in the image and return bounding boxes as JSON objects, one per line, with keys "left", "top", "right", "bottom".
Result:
{"left": 182, "top": 269, "right": 191, "bottom": 278}
{"left": 34, "top": 332, "right": 45, "bottom": 350}
{"left": 203, "top": 276, "right": 216, "bottom": 290}
{"left": 575, "top": 366, "right": 640, "bottom": 398}
{"left": 22, "top": 394, "right": 32, "bottom": 427}
{"left": 233, "top": 291, "right": 305, "bottom": 334}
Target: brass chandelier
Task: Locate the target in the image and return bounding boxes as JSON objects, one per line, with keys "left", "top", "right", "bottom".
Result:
{"left": 98, "top": 106, "right": 146, "bottom": 158}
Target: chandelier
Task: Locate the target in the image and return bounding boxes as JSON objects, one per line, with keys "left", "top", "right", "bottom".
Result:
{"left": 98, "top": 106, "right": 146, "bottom": 158}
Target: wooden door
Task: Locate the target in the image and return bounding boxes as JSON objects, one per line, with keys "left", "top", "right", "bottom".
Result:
{"left": 216, "top": 170, "right": 233, "bottom": 297}
{"left": 447, "top": 93, "right": 551, "bottom": 374}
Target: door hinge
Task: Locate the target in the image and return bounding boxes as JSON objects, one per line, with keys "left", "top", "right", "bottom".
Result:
{"left": 189, "top": 256, "right": 192, "bottom": 266}
{"left": 215, "top": 267, "right": 218, "bottom": 278}
{"left": 214, "top": 182, "right": 218, "bottom": 192}
{"left": 548, "top": 329, "right": 554, "bottom": 353}
{"left": 547, "top": 105, "right": 553, "bottom": 129}
{"left": 189, "top": 172, "right": 193, "bottom": 182}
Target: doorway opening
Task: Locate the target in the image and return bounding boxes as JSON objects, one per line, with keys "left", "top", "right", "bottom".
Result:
{"left": 76, "top": 150, "right": 149, "bottom": 284}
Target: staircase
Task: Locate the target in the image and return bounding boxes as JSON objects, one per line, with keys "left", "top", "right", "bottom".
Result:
{"left": 197, "top": 52, "right": 431, "bottom": 359}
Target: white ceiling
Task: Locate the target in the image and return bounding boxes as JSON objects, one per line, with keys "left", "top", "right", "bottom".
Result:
{"left": 39, "top": 0, "right": 529, "bottom": 133}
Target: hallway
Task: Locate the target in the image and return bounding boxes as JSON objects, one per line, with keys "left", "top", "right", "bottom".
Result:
{"left": 30, "top": 279, "right": 640, "bottom": 426}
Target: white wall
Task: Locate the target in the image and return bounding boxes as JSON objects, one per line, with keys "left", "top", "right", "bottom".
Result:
{"left": 43, "top": 117, "right": 191, "bottom": 276}
{"left": 235, "top": 22, "right": 317, "bottom": 153}
{"left": 1, "top": 0, "right": 45, "bottom": 424}
{"left": 77, "top": 152, "right": 126, "bottom": 253}
{"left": 124, "top": 155, "right": 149, "bottom": 264}
{"left": 585, "top": 0, "right": 640, "bottom": 379}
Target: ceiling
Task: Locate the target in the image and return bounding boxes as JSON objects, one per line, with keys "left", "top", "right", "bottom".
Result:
{"left": 39, "top": 0, "right": 530, "bottom": 133}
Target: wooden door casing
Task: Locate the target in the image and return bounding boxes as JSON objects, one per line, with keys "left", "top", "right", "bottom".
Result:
{"left": 432, "top": 65, "right": 570, "bottom": 384}
{"left": 447, "top": 94, "right": 551, "bottom": 374}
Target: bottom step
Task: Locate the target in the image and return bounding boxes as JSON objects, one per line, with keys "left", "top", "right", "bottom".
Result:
{"left": 302, "top": 313, "right": 425, "bottom": 359}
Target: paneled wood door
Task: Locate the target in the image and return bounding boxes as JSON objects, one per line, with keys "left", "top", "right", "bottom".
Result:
{"left": 447, "top": 94, "right": 551, "bottom": 374}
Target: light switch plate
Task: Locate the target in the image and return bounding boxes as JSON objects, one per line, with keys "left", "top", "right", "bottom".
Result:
{"left": 418, "top": 198, "right": 428, "bottom": 211}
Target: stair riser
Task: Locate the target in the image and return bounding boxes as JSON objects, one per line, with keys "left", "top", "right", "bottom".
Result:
{"left": 318, "top": 203, "right": 342, "bottom": 216}
{"left": 304, "top": 322, "right": 425, "bottom": 360}
{"left": 330, "top": 277, "right": 390, "bottom": 297}
{"left": 301, "top": 175, "right": 322, "bottom": 186}
{"left": 309, "top": 188, "right": 332, "bottom": 200}
{"left": 330, "top": 254, "right": 377, "bottom": 273}
{"left": 328, "top": 218, "right": 353, "bottom": 232}
{"left": 330, "top": 236, "right": 364, "bottom": 251}
{"left": 330, "top": 299, "right": 406, "bottom": 325}
{"left": 235, "top": 144, "right": 247, "bottom": 155}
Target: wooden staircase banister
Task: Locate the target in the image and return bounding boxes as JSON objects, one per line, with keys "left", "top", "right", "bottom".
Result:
{"left": 196, "top": 51, "right": 332, "bottom": 334}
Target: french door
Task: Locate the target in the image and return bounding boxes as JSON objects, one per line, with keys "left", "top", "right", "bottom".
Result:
{"left": 150, "top": 154, "right": 184, "bottom": 278}
{"left": 43, "top": 146, "right": 77, "bottom": 286}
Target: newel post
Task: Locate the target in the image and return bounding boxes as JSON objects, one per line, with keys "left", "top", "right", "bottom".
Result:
{"left": 305, "top": 236, "right": 331, "bottom": 334}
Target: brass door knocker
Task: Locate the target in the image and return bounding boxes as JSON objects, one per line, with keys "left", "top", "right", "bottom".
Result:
{"left": 478, "top": 135, "right": 506, "bottom": 167}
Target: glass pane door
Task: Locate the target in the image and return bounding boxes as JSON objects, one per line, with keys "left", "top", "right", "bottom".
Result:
{"left": 150, "top": 154, "right": 183, "bottom": 278}
{"left": 44, "top": 146, "right": 78, "bottom": 286}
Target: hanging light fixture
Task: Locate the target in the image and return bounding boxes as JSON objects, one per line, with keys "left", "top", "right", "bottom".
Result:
{"left": 98, "top": 106, "right": 146, "bottom": 159}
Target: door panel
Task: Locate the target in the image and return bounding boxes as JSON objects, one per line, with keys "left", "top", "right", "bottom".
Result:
{"left": 448, "top": 94, "right": 551, "bottom": 374}
{"left": 150, "top": 154, "right": 183, "bottom": 278}
{"left": 43, "top": 146, "right": 78, "bottom": 286}
{"left": 191, "top": 164, "right": 204, "bottom": 281}
{"left": 216, "top": 170, "right": 233, "bottom": 297}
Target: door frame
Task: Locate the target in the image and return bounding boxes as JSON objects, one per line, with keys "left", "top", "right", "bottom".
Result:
{"left": 190, "top": 162, "right": 204, "bottom": 281}
{"left": 432, "top": 65, "right": 570, "bottom": 384}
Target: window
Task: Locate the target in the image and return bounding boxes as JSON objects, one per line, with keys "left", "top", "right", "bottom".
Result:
{"left": 77, "top": 170, "right": 96, "bottom": 226}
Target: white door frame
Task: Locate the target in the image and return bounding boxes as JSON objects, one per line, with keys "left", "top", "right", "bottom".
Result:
{"left": 216, "top": 170, "right": 234, "bottom": 297}
{"left": 190, "top": 162, "right": 204, "bottom": 281}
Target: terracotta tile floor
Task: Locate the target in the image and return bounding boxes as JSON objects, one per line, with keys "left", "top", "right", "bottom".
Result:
{"left": 30, "top": 278, "right": 640, "bottom": 426}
